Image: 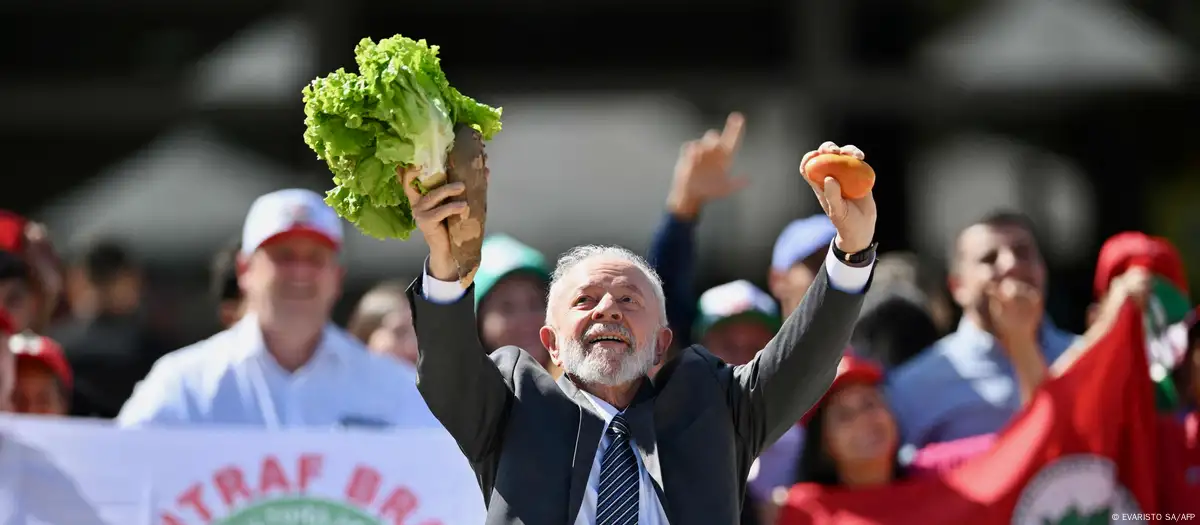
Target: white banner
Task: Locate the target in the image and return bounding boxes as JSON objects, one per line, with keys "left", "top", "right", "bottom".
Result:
{"left": 0, "top": 415, "right": 485, "bottom": 525}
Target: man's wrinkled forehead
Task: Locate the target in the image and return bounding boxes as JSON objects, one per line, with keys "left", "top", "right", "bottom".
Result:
{"left": 552, "top": 261, "right": 655, "bottom": 319}
{"left": 566, "top": 258, "right": 652, "bottom": 294}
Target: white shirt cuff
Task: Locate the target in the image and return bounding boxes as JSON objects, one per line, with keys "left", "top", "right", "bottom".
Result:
{"left": 421, "top": 259, "right": 469, "bottom": 304}
{"left": 824, "top": 244, "right": 873, "bottom": 294}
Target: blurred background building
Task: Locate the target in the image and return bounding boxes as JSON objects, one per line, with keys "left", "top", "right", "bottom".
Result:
{"left": 2, "top": 0, "right": 1198, "bottom": 344}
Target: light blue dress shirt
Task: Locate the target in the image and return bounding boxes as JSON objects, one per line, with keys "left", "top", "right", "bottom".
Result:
{"left": 885, "top": 317, "right": 1078, "bottom": 448}
{"left": 116, "top": 314, "right": 440, "bottom": 430}
{"left": 573, "top": 391, "right": 671, "bottom": 525}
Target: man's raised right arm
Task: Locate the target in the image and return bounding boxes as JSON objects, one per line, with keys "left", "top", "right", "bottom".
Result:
{"left": 408, "top": 264, "right": 513, "bottom": 464}
{"left": 401, "top": 167, "right": 513, "bottom": 465}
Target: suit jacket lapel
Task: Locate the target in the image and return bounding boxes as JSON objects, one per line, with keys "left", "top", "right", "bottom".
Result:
{"left": 625, "top": 378, "right": 671, "bottom": 519}
{"left": 558, "top": 375, "right": 604, "bottom": 524}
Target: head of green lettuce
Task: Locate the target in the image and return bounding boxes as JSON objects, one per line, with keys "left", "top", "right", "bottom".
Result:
{"left": 302, "top": 35, "right": 502, "bottom": 240}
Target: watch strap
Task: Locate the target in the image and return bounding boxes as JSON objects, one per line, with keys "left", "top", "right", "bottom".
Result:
{"left": 832, "top": 241, "right": 878, "bottom": 267}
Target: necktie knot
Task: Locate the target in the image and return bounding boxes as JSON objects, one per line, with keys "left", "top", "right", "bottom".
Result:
{"left": 608, "top": 414, "right": 630, "bottom": 438}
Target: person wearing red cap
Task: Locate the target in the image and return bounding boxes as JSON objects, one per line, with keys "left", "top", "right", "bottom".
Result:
{"left": 1090, "top": 232, "right": 1200, "bottom": 514}
{"left": 1090, "top": 232, "right": 1193, "bottom": 408}
{"left": 793, "top": 354, "right": 898, "bottom": 487}
{"left": 0, "top": 210, "right": 66, "bottom": 333}
{"left": 8, "top": 332, "right": 72, "bottom": 416}
{"left": 787, "top": 353, "right": 995, "bottom": 488}
{"left": 1091, "top": 231, "right": 1190, "bottom": 326}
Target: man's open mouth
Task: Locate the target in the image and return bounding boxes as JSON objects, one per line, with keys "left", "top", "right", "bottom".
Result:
{"left": 586, "top": 334, "right": 630, "bottom": 346}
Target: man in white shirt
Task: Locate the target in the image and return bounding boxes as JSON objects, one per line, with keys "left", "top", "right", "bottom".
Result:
{"left": 405, "top": 138, "right": 878, "bottom": 525}
{"left": 117, "top": 189, "right": 437, "bottom": 429}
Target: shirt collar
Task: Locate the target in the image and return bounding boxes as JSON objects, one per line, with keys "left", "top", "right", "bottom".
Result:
{"left": 230, "top": 313, "right": 346, "bottom": 369}
{"left": 579, "top": 390, "right": 621, "bottom": 427}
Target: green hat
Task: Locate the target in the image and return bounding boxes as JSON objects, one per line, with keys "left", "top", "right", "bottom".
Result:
{"left": 693, "top": 280, "right": 782, "bottom": 341}
{"left": 473, "top": 234, "right": 550, "bottom": 308}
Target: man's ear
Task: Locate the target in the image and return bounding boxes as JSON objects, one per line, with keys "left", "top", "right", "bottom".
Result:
{"left": 655, "top": 326, "right": 674, "bottom": 365}
{"left": 540, "top": 326, "right": 561, "bottom": 365}
{"left": 947, "top": 272, "right": 969, "bottom": 309}
{"left": 235, "top": 253, "right": 251, "bottom": 293}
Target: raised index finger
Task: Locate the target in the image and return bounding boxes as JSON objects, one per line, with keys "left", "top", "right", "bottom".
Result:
{"left": 720, "top": 112, "right": 745, "bottom": 152}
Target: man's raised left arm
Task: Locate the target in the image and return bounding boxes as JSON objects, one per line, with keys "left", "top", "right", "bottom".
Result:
{"left": 729, "top": 141, "right": 878, "bottom": 456}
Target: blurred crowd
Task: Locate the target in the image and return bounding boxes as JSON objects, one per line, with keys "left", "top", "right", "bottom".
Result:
{"left": 1, "top": 121, "right": 1197, "bottom": 524}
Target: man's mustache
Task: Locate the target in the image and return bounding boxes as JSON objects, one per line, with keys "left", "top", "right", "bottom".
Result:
{"left": 578, "top": 322, "right": 635, "bottom": 347}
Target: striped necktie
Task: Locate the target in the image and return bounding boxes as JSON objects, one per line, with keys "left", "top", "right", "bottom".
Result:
{"left": 597, "top": 414, "right": 640, "bottom": 525}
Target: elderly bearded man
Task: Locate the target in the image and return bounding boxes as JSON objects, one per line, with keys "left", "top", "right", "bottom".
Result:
{"left": 404, "top": 138, "right": 878, "bottom": 525}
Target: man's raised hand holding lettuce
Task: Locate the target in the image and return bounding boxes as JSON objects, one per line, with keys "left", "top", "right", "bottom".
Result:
{"left": 303, "top": 35, "right": 501, "bottom": 286}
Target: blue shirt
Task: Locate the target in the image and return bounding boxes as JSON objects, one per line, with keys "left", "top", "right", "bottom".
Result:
{"left": 885, "top": 317, "right": 1078, "bottom": 448}
{"left": 116, "top": 314, "right": 440, "bottom": 430}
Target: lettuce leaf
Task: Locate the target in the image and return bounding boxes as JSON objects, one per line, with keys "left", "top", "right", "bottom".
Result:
{"left": 302, "top": 35, "right": 502, "bottom": 240}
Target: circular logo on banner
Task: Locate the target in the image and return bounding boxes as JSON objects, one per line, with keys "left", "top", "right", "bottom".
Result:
{"left": 1011, "top": 454, "right": 1143, "bottom": 525}
{"left": 220, "top": 497, "right": 380, "bottom": 525}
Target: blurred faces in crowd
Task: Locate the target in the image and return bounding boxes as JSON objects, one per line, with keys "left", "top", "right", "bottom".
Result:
{"left": 68, "top": 239, "right": 144, "bottom": 319}
{"left": 769, "top": 215, "right": 837, "bottom": 316}
{"left": 886, "top": 210, "right": 1073, "bottom": 448}
{"left": 348, "top": 281, "right": 418, "bottom": 366}
{"left": 49, "top": 239, "right": 165, "bottom": 419}
{"left": 239, "top": 191, "right": 344, "bottom": 346}
{"left": 0, "top": 252, "right": 35, "bottom": 332}
{"left": 9, "top": 333, "right": 72, "bottom": 416}
{"left": 0, "top": 211, "right": 66, "bottom": 332}
{"left": 948, "top": 211, "right": 1047, "bottom": 331}
{"left": 694, "top": 280, "right": 779, "bottom": 365}
{"left": 798, "top": 355, "right": 899, "bottom": 488}
{"left": 475, "top": 235, "right": 552, "bottom": 368}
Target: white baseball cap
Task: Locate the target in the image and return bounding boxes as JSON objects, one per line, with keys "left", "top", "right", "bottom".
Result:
{"left": 695, "top": 279, "right": 781, "bottom": 339}
{"left": 241, "top": 189, "right": 344, "bottom": 257}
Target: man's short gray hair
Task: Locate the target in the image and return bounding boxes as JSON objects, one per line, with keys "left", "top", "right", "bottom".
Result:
{"left": 547, "top": 245, "right": 668, "bottom": 325}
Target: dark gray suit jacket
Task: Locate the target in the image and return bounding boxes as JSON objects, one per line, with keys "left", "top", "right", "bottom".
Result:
{"left": 408, "top": 265, "right": 866, "bottom": 524}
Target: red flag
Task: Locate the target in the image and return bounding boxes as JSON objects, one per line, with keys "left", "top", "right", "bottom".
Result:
{"left": 1159, "top": 412, "right": 1200, "bottom": 515}
{"left": 778, "top": 302, "right": 1162, "bottom": 524}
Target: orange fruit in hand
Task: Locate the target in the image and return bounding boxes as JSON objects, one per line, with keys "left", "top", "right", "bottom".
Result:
{"left": 803, "top": 154, "right": 875, "bottom": 199}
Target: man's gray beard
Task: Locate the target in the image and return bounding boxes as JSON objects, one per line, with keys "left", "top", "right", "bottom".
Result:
{"left": 558, "top": 337, "right": 656, "bottom": 387}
